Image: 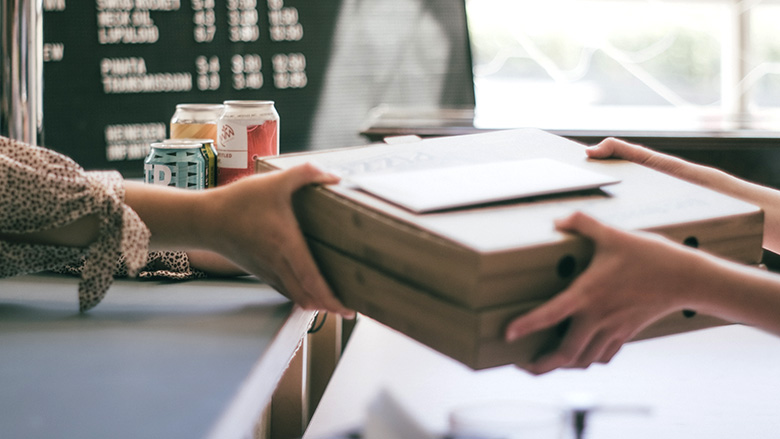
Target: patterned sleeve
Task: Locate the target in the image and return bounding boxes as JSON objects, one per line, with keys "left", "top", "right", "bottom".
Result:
{"left": 0, "top": 136, "right": 151, "bottom": 311}
{"left": 54, "top": 251, "right": 208, "bottom": 282}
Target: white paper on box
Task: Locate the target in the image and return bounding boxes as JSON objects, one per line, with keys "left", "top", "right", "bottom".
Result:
{"left": 347, "top": 158, "right": 621, "bottom": 213}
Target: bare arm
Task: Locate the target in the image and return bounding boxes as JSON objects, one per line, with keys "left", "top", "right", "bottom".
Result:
{"left": 505, "top": 212, "right": 780, "bottom": 375}
{"left": 0, "top": 213, "right": 100, "bottom": 248}
{"left": 185, "top": 250, "right": 247, "bottom": 277}
{"left": 3, "top": 163, "right": 353, "bottom": 318}
{"left": 123, "top": 164, "right": 354, "bottom": 318}
{"left": 587, "top": 138, "right": 780, "bottom": 253}
{"left": 505, "top": 138, "right": 780, "bottom": 375}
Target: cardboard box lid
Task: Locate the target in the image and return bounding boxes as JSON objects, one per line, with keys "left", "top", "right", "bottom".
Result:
{"left": 257, "top": 129, "right": 764, "bottom": 309}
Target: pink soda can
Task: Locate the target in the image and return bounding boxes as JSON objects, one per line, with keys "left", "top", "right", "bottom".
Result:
{"left": 216, "top": 100, "right": 280, "bottom": 185}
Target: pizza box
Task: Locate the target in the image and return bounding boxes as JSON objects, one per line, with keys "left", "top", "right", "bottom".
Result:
{"left": 308, "top": 238, "right": 731, "bottom": 370}
{"left": 256, "top": 129, "right": 764, "bottom": 311}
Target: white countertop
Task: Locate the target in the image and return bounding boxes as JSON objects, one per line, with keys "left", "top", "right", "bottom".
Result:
{"left": 305, "top": 317, "right": 780, "bottom": 439}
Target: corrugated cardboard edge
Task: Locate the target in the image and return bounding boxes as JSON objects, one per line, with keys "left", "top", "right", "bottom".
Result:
{"left": 308, "top": 238, "right": 731, "bottom": 370}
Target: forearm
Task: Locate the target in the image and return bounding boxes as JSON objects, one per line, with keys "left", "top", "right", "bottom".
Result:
{"left": 668, "top": 163, "right": 780, "bottom": 253}
{"left": 691, "top": 251, "right": 780, "bottom": 336}
{"left": 1, "top": 181, "right": 234, "bottom": 275}
{"left": 589, "top": 139, "right": 780, "bottom": 253}
{"left": 123, "top": 182, "right": 248, "bottom": 276}
{"left": 123, "top": 181, "right": 209, "bottom": 251}
{"left": 186, "top": 249, "right": 247, "bottom": 276}
{"left": 734, "top": 183, "right": 780, "bottom": 254}
{"left": 0, "top": 213, "right": 100, "bottom": 248}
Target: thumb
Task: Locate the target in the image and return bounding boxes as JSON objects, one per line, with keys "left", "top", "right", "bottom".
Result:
{"left": 585, "top": 137, "right": 651, "bottom": 163}
{"left": 584, "top": 138, "right": 618, "bottom": 160}
{"left": 554, "top": 211, "right": 614, "bottom": 244}
{"left": 280, "top": 163, "right": 340, "bottom": 192}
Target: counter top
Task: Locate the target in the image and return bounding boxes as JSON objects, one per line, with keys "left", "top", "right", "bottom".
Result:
{"left": 305, "top": 317, "right": 780, "bottom": 439}
{"left": 0, "top": 273, "right": 313, "bottom": 439}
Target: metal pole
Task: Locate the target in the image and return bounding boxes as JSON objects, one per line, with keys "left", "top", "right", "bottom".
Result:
{"left": 722, "top": 0, "right": 750, "bottom": 129}
{"left": 1, "top": 0, "right": 43, "bottom": 145}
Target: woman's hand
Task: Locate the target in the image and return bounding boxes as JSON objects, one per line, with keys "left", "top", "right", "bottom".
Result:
{"left": 126, "top": 163, "right": 354, "bottom": 319}
{"left": 201, "top": 164, "right": 354, "bottom": 318}
{"left": 502, "top": 139, "right": 780, "bottom": 375}
{"left": 505, "top": 212, "right": 713, "bottom": 375}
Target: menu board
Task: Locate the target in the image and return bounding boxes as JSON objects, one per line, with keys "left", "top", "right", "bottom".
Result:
{"left": 42, "top": 0, "right": 474, "bottom": 178}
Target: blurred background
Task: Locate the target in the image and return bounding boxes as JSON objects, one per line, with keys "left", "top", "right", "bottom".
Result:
{"left": 5, "top": 0, "right": 780, "bottom": 185}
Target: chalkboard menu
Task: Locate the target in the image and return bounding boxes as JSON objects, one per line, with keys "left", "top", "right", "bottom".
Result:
{"left": 42, "top": 0, "right": 474, "bottom": 178}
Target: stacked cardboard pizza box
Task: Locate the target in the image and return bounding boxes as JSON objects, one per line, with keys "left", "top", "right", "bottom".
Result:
{"left": 257, "top": 129, "right": 763, "bottom": 369}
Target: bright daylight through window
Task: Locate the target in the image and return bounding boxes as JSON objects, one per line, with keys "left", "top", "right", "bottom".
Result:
{"left": 466, "top": 0, "right": 780, "bottom": 133}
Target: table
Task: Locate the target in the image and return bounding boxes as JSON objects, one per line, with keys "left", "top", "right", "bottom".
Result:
{"left": 304, "top": 317, "right": 780, "bottom": 439}
{"left": 0, "top": 273, "right": 316, "bottom": 439}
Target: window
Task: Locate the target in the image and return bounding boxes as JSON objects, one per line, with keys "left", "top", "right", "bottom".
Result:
{"left": 466, "top": 0, "right": 780, "bottom": 133}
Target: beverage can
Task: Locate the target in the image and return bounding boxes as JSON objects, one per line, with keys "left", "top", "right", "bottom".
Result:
{"left": 144, "top": 138, "right": 218, "bottom": 189}
{"left": 170, "top": 103, "right": 224, "bottom": 143}
{"left": 217, "top": 100, "right": 279, "bottom": 185}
